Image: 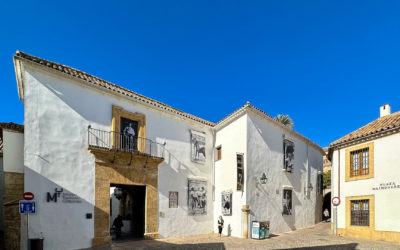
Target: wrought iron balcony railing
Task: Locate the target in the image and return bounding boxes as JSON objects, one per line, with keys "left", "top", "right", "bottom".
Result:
{"left": 88, "top": 126, "right": 165, "bottom": 159}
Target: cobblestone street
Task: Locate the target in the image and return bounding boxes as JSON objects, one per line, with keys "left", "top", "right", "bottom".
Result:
{"left": 91, "top": 223, "right": 400, "bottom": 250}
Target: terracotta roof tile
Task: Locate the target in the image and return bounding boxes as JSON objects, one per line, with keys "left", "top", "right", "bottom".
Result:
{"left": 14, "top": 51, "right": 215, "bottom": 127}
{"left": 0, "top": 122, "right": 24, "bottom": 133}
{"left": 330, "top": 111, "right": 400, "bottom": 147}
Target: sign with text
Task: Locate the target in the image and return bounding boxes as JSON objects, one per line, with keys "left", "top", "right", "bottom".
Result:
{"left": 20, "top": 201, "right": 36, "bottom": 214}
{"left": 372, "top": 182, "right": 400, "bottom": 191}
{"left": 47, "top": 188, "right": 82, "bottom": 203}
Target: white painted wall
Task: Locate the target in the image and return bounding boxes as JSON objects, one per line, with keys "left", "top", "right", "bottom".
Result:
{"left": 246, "top": 112, "right": 323, "bottom": 235}
{"left": 22, "top": 64, "right": 214, "bottom": 249}
{"left": 0, "top": 155, "right": 3, "bottom": 231}
{"left": 214, "top": 112, "right": 323, "bottom": 238}
{"left": 214, "top": 114, "right": 248, "bottom": 238}
{"left": 331, "top": 133, "right": 400, "bottom": 232}
{"left": 3, "top": 130, "right": 24, "bottom": 173}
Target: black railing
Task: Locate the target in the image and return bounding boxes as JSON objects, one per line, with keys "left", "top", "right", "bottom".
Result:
{"left": 88, "top": 127, "right": 165, "bottom": 158}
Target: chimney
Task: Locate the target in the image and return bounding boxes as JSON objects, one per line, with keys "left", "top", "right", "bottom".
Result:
{"left": 380, "top": 104, "right": 391, "bottom": 118}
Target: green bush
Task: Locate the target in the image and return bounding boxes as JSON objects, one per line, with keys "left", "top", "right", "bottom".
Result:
{"left": 323, "top": 170, "right": 331, "bottom": 188}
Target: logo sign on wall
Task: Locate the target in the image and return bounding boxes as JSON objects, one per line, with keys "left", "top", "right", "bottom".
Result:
{"left": 47, "top": 188, "right": 82, "bottom": 203}
{"left": 331, "top": 196, "right": 341, "bottom": 206}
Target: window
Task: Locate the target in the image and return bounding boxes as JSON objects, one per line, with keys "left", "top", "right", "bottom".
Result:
{"left": 216, "top": 146, "right": 222, "bottom": 161}
{"left": 350, "top": 148, "right": 369, "bottom": 177}
{"left": 345, "top": 142, "right": 374, "bottom": 181}
{"left": 283, "top": 139, "right": 294, "bottom": 172}
{"left": 317, "top": 173, "right": 323, "bottom": 195}
{"left": 237, "top": 154, "right": 244, "bottom": 191}
{"left": 282, "top": 189, "right": 292, "bottom": 215}
{"left": 350, "top": 199, "right": 369, "bottom": 226}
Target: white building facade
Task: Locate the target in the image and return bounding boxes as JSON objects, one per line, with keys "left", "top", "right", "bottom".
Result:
{"left": 328, "top": 105, "right": 400, "bottom": 243}
{"left": 12, "top": 51, "right": 324, "bottom": 250}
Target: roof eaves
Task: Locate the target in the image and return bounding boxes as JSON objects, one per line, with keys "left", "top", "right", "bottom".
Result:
{"left": 329, "top": 125, "right": 400, "bottom": 149}
{"left": 14, "top": 51, "right": 215, "bottom": 127}
{"left": 245, "top": 106, "right": 325, "bottom": 155}
{"left": 0, "top": 122, "right": 24, "bottom": 133}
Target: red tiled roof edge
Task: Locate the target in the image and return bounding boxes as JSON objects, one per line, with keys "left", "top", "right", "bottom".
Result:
{"left": 215, "top": 102, "right": 324, "bottom": 155}
{"left": 329, "top": 110, "right": 400, "bottom": 148}
{"left": 14, "top": 51, "right": 215, "bottom": 127}
{"left": 0, "top": 122, "right": 24, "bottom": 133}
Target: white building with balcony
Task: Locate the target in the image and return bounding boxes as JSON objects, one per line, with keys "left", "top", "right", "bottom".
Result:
{"left": 10, "top": 51, "right": 324, "bottom": 250}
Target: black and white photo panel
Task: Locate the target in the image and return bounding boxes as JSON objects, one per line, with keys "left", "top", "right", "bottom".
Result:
{"left": 191, "top": 130, "right": 206, "bottom": 163}
{"left": 120, "top": 117, "right": 138, "bottom": 150}
{"left": 188, "top": 179, "right": 207, "bottom": 215}
{"left": 221, "top": 192, "right": 232, "bottom": 216}
{"left": 283, "top": 139, "right": 295, "bottom": 172}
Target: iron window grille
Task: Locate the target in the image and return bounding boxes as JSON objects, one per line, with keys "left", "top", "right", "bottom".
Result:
{"left": 350, "top": 199, "right": 370, "bottom": 226}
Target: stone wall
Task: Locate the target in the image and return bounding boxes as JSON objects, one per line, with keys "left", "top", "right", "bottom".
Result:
{"left": 90, "top": 149, "right": 163, "bottom": 247}
{"left": 3, "top": 172, "right": 23, "bottom": 250}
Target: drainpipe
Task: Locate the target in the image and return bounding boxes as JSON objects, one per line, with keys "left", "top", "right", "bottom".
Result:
{"left": 338, "top": 149, "right": 340, "bottom": 197}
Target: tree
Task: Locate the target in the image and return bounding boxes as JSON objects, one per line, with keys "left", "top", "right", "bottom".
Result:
{"left": 323, "top": 170, "right": 331, "bottom": 188}
{"left": 275, "top": 114, "right": 294, "bottom": 129}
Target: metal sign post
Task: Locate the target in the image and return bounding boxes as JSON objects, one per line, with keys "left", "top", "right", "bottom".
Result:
{"left": 20, "top": 200, "right": 36, "bottom": 249}
{"left": 331, "top": 196, "right": 340, "bottom": 236}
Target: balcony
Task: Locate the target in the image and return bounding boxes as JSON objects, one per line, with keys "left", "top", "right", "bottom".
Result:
{"left": 88, "top": 126, "right": 165, "bottom": 159}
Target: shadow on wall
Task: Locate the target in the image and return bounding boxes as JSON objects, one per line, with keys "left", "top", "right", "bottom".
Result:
{"left": 24, "top": 167, "right": 96, "bottom": 249}
{"left": 157, "top": 146, "right": 212, "bottom": 237}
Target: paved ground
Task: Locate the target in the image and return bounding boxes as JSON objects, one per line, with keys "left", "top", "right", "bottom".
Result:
{"left": 91, "top": 223, "right": 400, "bottom": 250}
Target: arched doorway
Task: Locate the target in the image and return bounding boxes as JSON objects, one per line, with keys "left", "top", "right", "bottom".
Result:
{"left": 322, "top": 192, "right": 331, "bottom": 221}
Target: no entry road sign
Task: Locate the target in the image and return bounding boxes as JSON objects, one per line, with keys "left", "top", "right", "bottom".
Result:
{"left": 331, "top": 196, "right": 341, "bottom": 206}
{"left": 23, "top": 192, "right": 34, "bottom": 200}
{"left": 19, "top": 201, "right": 36, "bottom": 214}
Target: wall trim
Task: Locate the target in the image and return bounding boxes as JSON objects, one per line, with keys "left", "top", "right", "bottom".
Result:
{"left": 345, "top": 142, "right": 374, "bottom": 182}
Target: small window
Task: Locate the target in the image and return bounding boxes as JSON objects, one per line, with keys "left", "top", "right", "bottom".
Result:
{"left": 283, "top": 139, "right": 294, "bottom": 172}
{"left": 216, "top": 146, "right": 222, "bottom": 161}
{"left": 282, "top": 189, "right": 292, "bottom": 215}
{"left": 237, "top": 154, "right": 244, "bottom": 191}
{"left": 317, "top": 173, "right": 323, "bottom": 195}
{"left": 350, "top": 199, "right": 370, "bottom": 226}
{"left": 350, "top": 148, "right": 369, "bottom": 177}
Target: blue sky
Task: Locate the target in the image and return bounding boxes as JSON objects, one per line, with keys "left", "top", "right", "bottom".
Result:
{"left": 1, "top": 1, "right": 399, "bottom": 147}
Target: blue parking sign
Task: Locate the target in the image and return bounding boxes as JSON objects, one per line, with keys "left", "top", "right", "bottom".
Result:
{"left": 19, "top": 201, "right": 36, "bottom": 214}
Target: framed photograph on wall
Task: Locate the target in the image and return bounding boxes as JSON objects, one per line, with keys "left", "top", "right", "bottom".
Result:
{"left": 221, "top": 192, "right": 232, "bottom": 216}
{"left": 188, "top": 179, "right": 207, "bottom": 215}
{"left": 191, "top": 130, "right": 206, "bottom": 163}
{"left": 169, "top": 191, "right": 178, "bottom": 208}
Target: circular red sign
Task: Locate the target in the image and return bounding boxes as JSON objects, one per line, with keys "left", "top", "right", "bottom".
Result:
{"left": 331, "top": 196, "right": 340, "bottom": 206}
{"left": 23, "top": 192, "right": 34, "bottom": 200}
